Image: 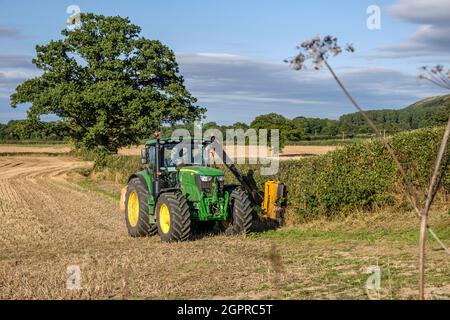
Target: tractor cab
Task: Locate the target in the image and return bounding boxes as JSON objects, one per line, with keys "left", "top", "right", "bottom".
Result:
{"left": 140, "top": 138, "right": 214, "bottom": 191}
{"left": 142, "top": 138, "right": 210, "bottom": 168}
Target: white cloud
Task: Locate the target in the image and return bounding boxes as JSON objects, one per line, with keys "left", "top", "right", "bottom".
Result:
{"left": 0, "top": 26, "right": 24, "bottom": 39}
{"left": 388, "top": 0, "right": 450, "bottom": 25}
{"left": 177, "top": 53, "right": 443, "bottom": 124}
{"left": 0, "top": 69, "right": 36, "bottom": 103}
{"left": 0, "top": 52, "right": 444, "bottom": 125}
{"left": 0, "top": 55, "right": 34, "bottom": 68}
{"left": 0, "top": 70, "right": 35, "bottom": 80}
{"left": 379, "top": 0, "right": 450, "bottom": 58}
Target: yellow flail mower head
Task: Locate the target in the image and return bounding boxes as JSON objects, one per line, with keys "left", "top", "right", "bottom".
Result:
{"left": 261, "top": 180, "right": 286, "bottom": 224}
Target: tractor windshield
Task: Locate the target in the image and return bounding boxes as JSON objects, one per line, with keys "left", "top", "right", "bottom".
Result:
{"left": 161, "top": 142, "right": 210, "bottom": 170}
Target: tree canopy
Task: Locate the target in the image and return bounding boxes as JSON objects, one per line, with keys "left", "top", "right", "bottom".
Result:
{"left": 339, "top": 94, "right": 450, "bottom": 135}
{"left": 0, "top": 120, "right": 68, "bottom": 141}
{"left": 250, "top": 113, "right": 303, "bottom": 147}
{"left": 10, "top": 13, "right": 204, "bottom": 152}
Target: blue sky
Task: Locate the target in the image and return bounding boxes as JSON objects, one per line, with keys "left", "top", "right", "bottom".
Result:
{"left": 1, "top": 0, "right": 449, "bottom": 124}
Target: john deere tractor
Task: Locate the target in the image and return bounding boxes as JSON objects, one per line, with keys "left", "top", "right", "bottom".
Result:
{"left": 120, "top": 137, "right": 285, "bottom": 242}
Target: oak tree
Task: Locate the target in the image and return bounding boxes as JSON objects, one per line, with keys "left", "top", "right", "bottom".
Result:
{"left": 11, "top": 13, "right": 204, "bottom": 152}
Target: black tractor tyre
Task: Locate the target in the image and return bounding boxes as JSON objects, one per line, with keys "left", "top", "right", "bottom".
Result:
{"left": 224, "top": 187, "right": 254, "bottom": 235}
{"left": 125, "top": 178, "right": 157, "bottom": 237}
{"left": 155, "top": 192, "right": 191, "bottom": 242}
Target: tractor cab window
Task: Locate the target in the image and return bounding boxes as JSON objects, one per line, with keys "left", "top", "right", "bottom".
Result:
{"left": 147, "top": 145, "right": 156, "bottom": 169}
{"left": 162, "top": 144, "right": 180, "bottom": 169}
{"left": 160, "top": 142, "right": 206, "bottom": 170}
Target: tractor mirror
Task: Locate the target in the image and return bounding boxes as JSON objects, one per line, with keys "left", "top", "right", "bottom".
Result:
{"left": 140, "top": 148, "right": 148, "bottom": 164}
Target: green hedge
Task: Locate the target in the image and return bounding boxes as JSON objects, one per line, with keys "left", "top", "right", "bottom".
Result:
{"left": 222, "top": 127, "right": 449, "bottom": 219}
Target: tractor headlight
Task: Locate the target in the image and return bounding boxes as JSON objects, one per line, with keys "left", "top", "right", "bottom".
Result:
{"left": 200, "top": 175, "right": 213, "bottom": 182}
{"left": 216, "top": 176, "right": 224, "bottom": 182}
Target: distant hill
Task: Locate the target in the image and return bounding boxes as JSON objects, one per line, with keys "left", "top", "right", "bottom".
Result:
{"left": 338, "top": 94, "right": 450, "bottom": 135}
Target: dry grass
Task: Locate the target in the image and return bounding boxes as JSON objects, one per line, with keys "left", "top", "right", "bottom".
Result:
{"left": 0, "top": 155, "right": 448, "bottom": 300}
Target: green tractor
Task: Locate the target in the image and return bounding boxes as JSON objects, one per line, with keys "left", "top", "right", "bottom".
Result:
{"left": 120, "top": 137, "right": 285, "bottom": 242}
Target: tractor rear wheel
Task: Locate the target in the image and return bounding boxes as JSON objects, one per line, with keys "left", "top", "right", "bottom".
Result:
{"left": 125, "top": 178, "right": 157, "bottom": 237}
{"left": 156, "top": 192, "right": 191, "bottom": 242}
{"left": 224, "top": 187, "right": 254, "bottom": 235}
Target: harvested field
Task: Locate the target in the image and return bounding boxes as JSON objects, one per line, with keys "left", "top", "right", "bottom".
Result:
{"left": 0, "top": 145, "right": 72, "bottom": 155}
{"left": 119, "top": 145, "right": 338, "bottom": 160}
{"left": 0, "top": 144, "right": 336, "bottom": 161}
{"left": 0, "top": 155, "right": 449, "bottom": 299}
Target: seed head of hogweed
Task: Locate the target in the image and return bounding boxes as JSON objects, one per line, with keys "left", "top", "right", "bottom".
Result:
{"left": 418, "top": 64, "right": 450, "bottom": 89}
{"left": 434, "top": 64, "right": 443, "bottom": 73}
{"left": 285, "top": 35, "right": 355, "bottom": 71}
{"left": 346, "top": 43, "right": 355, "bottom": 53}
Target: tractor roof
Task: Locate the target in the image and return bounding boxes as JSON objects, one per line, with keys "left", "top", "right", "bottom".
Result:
{"left": 145, "top": 137, "right": 210, "bottom": 145}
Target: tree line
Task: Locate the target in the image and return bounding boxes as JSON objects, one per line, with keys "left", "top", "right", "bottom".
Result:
{"left": 339, "top": 94, "right": 449, "bottom": 135}
{"left": 0, "top": 120, "right": 68, "bottom": 142}
{"left": 2, "top": 93, "right": 448, "bottom": 146}
{"left": 161, "top": 94, "right": 449, "bottom": 147}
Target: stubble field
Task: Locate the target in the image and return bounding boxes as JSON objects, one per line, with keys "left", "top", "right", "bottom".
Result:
{"left": 0, "top": 148, "right": 449, "bottom": 299}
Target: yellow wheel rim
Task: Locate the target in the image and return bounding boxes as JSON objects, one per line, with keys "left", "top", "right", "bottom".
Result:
{"left": 127, "top": 191, "right": 139, "bottom": 227}
{"left": 159, "top": 203, "right": 170, "bottom": 234}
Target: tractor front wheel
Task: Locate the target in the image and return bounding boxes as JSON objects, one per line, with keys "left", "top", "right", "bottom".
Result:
{"left": 156, "top": 192, "right": 191, "bottom": 242}
{"left": 125, "top": 178, "right": 157, "bottom": 237}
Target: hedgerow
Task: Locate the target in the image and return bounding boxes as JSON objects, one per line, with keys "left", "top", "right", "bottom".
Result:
{"left": 223, "top": 126, "right": 449, "bottom": 219}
